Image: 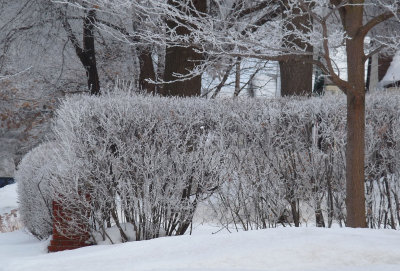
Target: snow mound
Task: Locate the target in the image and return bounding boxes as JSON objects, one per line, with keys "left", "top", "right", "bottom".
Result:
{"left": 0, "top": 183, "right": 18, "bottom": 215}
{"left": 1, "top": 227, "right": 400, "bottom": 271}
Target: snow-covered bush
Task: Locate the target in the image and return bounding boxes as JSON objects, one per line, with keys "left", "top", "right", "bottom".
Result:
{"left": 212, "top": 93, "right": 400, "bottom": 230}
{"left": 15, "top": 142, "right": 58, "bottom": 239}
{"left": 208, "top": 96, "right": 347, "bottom": 229}
{"left": 47, "top": 93, "right": 222, "bottom": 243}
{"left": 364, "top": 94, "right": 400, "bottom": 229}
{"left": 16, "top": 91, "right": 400, "bottom": 242}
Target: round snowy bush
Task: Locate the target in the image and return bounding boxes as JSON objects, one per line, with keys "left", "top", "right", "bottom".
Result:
{"left": 15, "top": 142, "right": 58, "bottom": 239}
{"left": 48, "top": 93, "right": 223, "bottom": 243}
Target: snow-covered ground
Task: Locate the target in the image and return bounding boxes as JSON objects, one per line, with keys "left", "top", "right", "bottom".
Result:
{"left": 2, "top": 183, "right": 400, "bottom": 271}
{"left": 1, "top": 227, "right": 400, "bottom": 271}
{"left": 0, "top": 183, "right": 18, "bottom": 214}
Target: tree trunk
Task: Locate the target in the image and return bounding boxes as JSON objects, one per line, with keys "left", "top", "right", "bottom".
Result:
{"left": 233, "top": 57, "right": 241, "bottom": 97}
{"left": 345, "top": 35, "right": 367, "bottom": 228}
{"left": 328, "top": 1, "right": 368, "bottom": 228}
{"left": 280, "top": 60, "right": 313, "bottom": 96}
{"left": 61, "top": 9, "right": 100, "bottom": 95}
{"left": 138, "top": 48, "right": 156, "bottom": 94}
{"left": 315, "top": 202, "right": 326, "bottom": 227}
{"left": 279, "top": 1, "right": 313, "bottom": 96}
{"left": 162, "top": 0, "right": 206, "bottom": 97}
{"left": 290, "top": 200, "right": 300, "bottom": 227}
{"left": 345, "top": 91, "right": 366, "bottom": 227}
{"left": 83, "top": 9, "right": 100, "bottom": 95}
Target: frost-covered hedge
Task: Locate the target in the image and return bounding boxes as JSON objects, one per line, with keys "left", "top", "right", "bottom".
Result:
{"left": 16, "top": 92, "right": 400, "bottom": 242}
{"left": 48, "top": 94, "right": 221, "bottom": 243}
{"left": 211, "top": 94, "right": 400, "bottom": 230}
{"left": 15, "top": 142, "right": 57, "bottom": 239}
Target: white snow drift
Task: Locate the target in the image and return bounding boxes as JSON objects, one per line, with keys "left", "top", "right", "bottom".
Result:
{"left": 1, "top": 227, "right": 400, "bottom": 271}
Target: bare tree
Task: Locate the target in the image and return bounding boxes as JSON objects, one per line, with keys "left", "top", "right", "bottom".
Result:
{"left": 60, "top": 7, "right": 100, "bottom": 95}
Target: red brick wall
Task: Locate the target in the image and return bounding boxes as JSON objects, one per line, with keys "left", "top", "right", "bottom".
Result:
{"left": 48, "top": 200, "right": 91, "bottom": 252}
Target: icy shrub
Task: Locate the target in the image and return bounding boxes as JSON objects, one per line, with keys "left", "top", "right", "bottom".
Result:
{"left": 16, "top": 91, "right": 400, "bottom": 241}
{"left": 15, "top": 142, "right": 57, "bottom": 239}
{"left": 364, "top": 94, "right": 400, "bottom": 229}
{"left": 48, "top": 94, "right": 222, "bottom": 243}
{"left": 211, "top": 93, "right": 400, "bottom": 230}
{"left": 207, "top": 96, "right": 347, "bottom": 229}
{"left": 0, "top": 209, "right": 22, "bottom": 233}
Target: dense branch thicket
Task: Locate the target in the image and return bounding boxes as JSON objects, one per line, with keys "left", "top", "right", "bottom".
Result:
{"left": 15, "top": 142, "right": 57, "bottom": 239}
{"left": 16, "top": 91, "right": 400, "bottom": 242}
{"left": 211, "top": 94, "right": 400, "bottom": 230}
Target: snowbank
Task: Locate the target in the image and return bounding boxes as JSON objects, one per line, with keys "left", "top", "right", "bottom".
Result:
{"left": 0, "top": 183, "right": 17, "bottom": 214}
{"left": 1, "top": 227, "right": 400, "bottom": 271}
